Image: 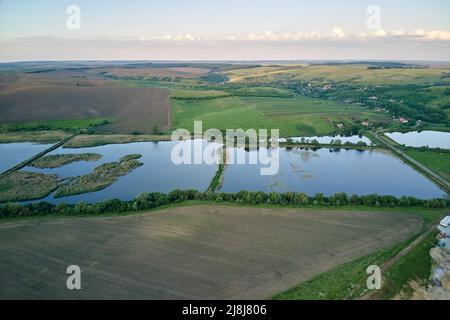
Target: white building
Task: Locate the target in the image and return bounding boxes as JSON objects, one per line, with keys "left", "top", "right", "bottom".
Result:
{"left": 440, "top": 216, "right": 450, "bottom": 228}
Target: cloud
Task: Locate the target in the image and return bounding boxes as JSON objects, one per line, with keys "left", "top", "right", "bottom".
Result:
{"left": 1, "top": 35, "right": 449, "bottom": 62}
{"left": 410, "top": 29, "right": 450, "bottom": 40}
{"left": 224, "top": 28, "right": 450, "bottom": 42}
{"left": 138, "top": 34, "right": 199, "bottom": 42}
{"left": 226, "top": 28, "right": 346, "bottom": 41}
{"left": 331, "top": 27, "right": 346, "bottom": 39}
{"left": 83, "top": 28, "right": 450, "bottom": 44}
{"left": 356, "top": 29, "right": 450, "bottom": 41}
{"left": 372, "top": 29, "right": 387, "bottom": 37}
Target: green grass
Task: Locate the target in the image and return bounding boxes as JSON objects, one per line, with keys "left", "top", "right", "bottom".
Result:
{"left": 0, "top": 130, "right": 71, "bottom": 144}
{"left": 0, "top": 171, "right": 60, "bottom": 202}
{"left": 404, "top": 149, "right": 450, "bottom": 182}
{"left": 170, "top": 89, "right": 230, "bottom": 100}
{"left": 30, "top": 153, "right": 102, "bottom": 169}
{"left": 372, "top": 232, "right": 437, "bottom": 299}
{"left": 272, "top": 242, "right": 406, "bottom": 300}
{"left": 271, "top": 229, "right": 438, "bottom": 300}
{"left": 0, "top": 118, "right": 114, "bottom": 132}
{"left": 171, "top": 96, "right": 271, "bottom": 132}
{"left": 231, "top": 86, "right": 295, "bottom": 98}
{"left": 226, "top": 64, "right": 450, "bottom": 86}
{"left": 171, "top": 96, "right": 389, "bottom": 136}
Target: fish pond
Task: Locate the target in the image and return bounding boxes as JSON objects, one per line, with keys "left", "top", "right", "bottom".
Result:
{"left": 220, "top": 147, "right": 445, "bottom": 199}
{"left": 385, "top": 131, "right": 450, "bottom": 149}
{"left": 0, "top": 140, "right": 446, "bottom": 204}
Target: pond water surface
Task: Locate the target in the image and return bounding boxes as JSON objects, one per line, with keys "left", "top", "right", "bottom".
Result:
{"left": 220, "top": 147, "right": 445, "bottom": 199}
{"left": 0, "top": 142, "right": 53, "bottom": 173}
{"left": 385, "top": 131, "right": 450, "bottom": 149}
{"left": 23, "top": 140, "right": 220, "bottom": 204}
{"left": 4, "top": 140, "right": 446, "bottom": 204}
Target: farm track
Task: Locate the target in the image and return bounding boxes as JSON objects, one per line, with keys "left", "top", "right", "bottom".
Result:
{"left": 362, "top": 212, "right": 447, "bottom": 300}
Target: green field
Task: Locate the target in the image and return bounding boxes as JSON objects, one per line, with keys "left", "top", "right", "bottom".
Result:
{"left": 171, "top": 95, "right": 390, "bottom": 136}
{"left": 226, "top": 64, "right": 449, "bottom": 86}
{"left": 404, "top": 149, "right": 450, "bottom": 182}
{"left": 170, "top": 89, "right": 230, "bottom": 100}
{"left": 0, "top": 130, "right": 71, "bottom": 143}
{"left": 0, "top": 118, "right": 113, "bottom": 133}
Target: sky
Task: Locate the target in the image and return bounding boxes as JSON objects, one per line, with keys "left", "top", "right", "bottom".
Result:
{"left": 1, "top": 0, "right": 450, "bottom": 61}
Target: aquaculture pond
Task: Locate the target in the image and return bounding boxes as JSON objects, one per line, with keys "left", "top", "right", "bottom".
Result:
{"left": 385, "top": 131, "right": 450, "bottom": 149}
{"left": 3, "top": 140, "right": 446, "bottom": 204}
{"left": 22, "top": 140, "right": 220, "bottom": 204}
{"left": 0, "top": 142, "right": 53, "bottom": 173}
{"left": 220, "top": 147, "right": 446, "bottom": 199}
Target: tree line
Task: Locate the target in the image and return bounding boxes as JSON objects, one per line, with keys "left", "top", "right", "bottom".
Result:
{"left": 1, "top": 190, "right": 448, "bottom": 218}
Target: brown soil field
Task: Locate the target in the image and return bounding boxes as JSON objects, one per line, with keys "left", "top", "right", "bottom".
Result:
{"left": 0, "top": 205, "right": 421, "bottom": 300}
{"left": 0, "top": 86, "right": 170, "bottom": 134}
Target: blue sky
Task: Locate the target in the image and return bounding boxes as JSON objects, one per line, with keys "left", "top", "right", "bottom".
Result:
{"left": 1, "top": 0, "right": 449, "bottom": 61}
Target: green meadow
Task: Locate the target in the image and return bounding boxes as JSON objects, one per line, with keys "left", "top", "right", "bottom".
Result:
{"left": 171, "top": 95, "right": 390, "bottom": 136}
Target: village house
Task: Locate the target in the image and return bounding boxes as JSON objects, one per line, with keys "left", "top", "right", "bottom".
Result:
{"left": 361, "top": 121, "right": 370, "bottom": 127}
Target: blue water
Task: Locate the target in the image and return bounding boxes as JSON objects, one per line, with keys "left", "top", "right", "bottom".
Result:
{"left": 23, "top": 140, "right": 220, "bottom": 204}
{"left": 220, "top": 147, "right": 446, "bottom": 199}
{"left": 4, "top": 140, "right": 446, "bottom": 204}
{"left": 0, "top": 142, "right": 53, "bottom": 173}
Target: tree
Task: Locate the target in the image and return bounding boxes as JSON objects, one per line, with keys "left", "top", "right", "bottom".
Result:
{"left": 297, "top": 193, "right": 309, "bottom": 205}
{"left": 314, "top": 193, "right": 324, "bottom": 204}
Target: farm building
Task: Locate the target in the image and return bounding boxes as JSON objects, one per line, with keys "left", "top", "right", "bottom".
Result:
{"left": 440, "top": 216, "right": 450, "bottom": 228}
{"left": 437, "top": 225, "right": 450, "bottom": 238}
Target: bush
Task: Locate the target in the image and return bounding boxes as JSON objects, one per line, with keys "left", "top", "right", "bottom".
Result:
{"left": 0, "top": 190, "right": 447, "bottom": 218}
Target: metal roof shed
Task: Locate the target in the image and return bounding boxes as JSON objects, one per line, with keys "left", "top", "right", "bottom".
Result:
{"left": 437, "top": 225, "right": 450, "bottom": 238}
{"left": 440, "top": 216, "right": 450, "bottom": 228}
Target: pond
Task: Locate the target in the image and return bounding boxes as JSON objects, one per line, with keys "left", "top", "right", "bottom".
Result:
{"left": 385, "top": 131, "right": 450, "bottom": 149}
{"left": 220, "top": 147, "right": 445, "bottom": 199}
{"left": 22, "top": 140, "right": 220, "bottom": 204}
{"left": 277, "top": 135, "right": 372, "bottom": 145}
{"left": 0, "top": 142, "right": 53, "bottom": 173}
{"left": 4, "top": 140, "right": 446, "bottom": 204}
